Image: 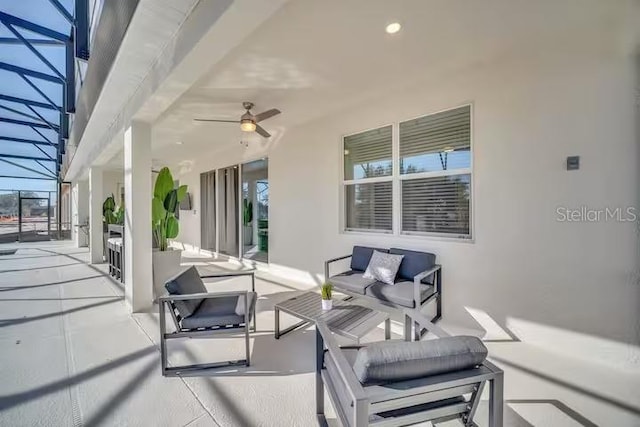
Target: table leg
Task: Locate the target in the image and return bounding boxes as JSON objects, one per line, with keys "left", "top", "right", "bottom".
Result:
{"left": 275, "top": 307, "right": 280, "bottom": 339}
{"left": 385, "top": 318, "right": 391, "bottom": 340}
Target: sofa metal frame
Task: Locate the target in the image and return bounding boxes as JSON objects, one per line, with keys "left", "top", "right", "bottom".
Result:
{"left": 316, "top": 310, "right": 503, "bottom": 427}
{"left": 159, "top": 270, "right": 256, "bottom": 377}
{"left": 325, "top": 254, "right": 442, "bottom": 341}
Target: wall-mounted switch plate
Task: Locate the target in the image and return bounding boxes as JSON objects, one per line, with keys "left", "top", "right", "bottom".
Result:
{"left": 567, "top": 156, "right": 580, "bottom": 171}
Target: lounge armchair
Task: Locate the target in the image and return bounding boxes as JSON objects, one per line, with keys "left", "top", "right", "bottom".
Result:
{"left": 315, "top": 311, "right": 503, "bottom": 427}
{"left": 325, "top": 246, "right": 442, "bottom": 340}
{"left": 159, "top": 266, "right": 257, "bottom": 376}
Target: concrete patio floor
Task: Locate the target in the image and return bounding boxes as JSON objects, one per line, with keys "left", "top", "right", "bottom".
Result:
{"left": 0, "top": 241, "right": 638, "bottom": 426}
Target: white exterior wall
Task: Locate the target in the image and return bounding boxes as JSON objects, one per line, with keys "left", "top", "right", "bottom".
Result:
{"left": 170, "top": 36, "right": 638, "bottom": 351}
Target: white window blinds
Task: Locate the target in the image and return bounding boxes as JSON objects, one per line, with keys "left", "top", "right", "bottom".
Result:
{"left": 342, "top": 105, "right": 472, "bottom": 238}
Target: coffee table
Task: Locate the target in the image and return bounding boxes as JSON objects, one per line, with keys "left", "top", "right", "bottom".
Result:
{"left": 274, "top": 291, "right": 390, "bottom": 343}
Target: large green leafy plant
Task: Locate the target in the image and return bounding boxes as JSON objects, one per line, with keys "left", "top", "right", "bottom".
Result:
{"left": 152, "top": 167, "right": 187, "bottom": 251}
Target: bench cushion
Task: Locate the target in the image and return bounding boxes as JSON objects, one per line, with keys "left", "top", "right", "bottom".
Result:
{"left": 350, "top": 246, "right": 388, "bottom": 272}
{"left": 181, "top": 292, "right": 257, "bottom": 329}
{"left": 165, "top": 266, "right": 207, "bottom": 318}
{"left": 330, "top": 271, "right": 376, "bottom": 295}
{"left": 353, "top": 336, "right": 487, "bottom": 384}
{"left": 389, "top": 248, "right": 436, "bottom": 284}
{"left": 365, "top": 281, "right": 434, "bottom": 308}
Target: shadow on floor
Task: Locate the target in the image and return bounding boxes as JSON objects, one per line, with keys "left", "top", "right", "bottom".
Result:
{"left": 0, "top": 346, "right": 156, "bottom": 412}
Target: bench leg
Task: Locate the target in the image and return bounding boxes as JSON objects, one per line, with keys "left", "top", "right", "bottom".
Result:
{"left": 385, "top": 318, "right": 391, "bottom": 340}
{"left": 404, "top": 314, "right": 412, "bottom": 341}
{"left": 488, "top": 373, "right": 504, "bottom": 426}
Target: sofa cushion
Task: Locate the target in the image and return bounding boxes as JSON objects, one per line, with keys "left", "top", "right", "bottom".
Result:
{"left": 353, "top": 336, "right": 487, "bottom": 384}
{"left": 351, "top": 246, "right": 388, "bottom": 272}
{"left": 389, "top": 248, "right": 436, "bottom": 284}
{"left": 330, "top": 271, "right": 376, "bottom": 295}
{"left": 181, "top": 292, "right": 257, "bottom": 329}
{"left": 365, "top": 280, "right": 434, "bottom": 308}
{"left": 363, "top": 250, "right": 404, "bottom": 285}
{"left": 165, "top": 266, "right": 207, "bottom": 318}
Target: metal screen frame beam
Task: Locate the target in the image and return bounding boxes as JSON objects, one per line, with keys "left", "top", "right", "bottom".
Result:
{"left": 0, "top": 136, "right": 56, "bottom": 147}
{"left": 0, "top": 153, "right": 56, "bottom": 162}
{"left": 0, "top": 116, "right": 59, "bottom": 131}
{"left": 0, "top": 62, "right": 63, "bottom": 83}
{"left": 0, "top": 12, "right": 68, "bottom": 42}
{"left": 0, "top": 94, "right": 61, "bottom": 111}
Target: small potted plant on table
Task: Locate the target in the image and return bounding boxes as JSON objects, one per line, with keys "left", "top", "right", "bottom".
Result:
{"left": 321, "top": 283, "right": 333, "bottom": 310}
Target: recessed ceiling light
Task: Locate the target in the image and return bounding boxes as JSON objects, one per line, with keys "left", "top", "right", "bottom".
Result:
{"left": 176, "top": 141, "right": 183, "bottom": 145}
{"left": 385, "top": 22, "right": 401, "bottom": 34}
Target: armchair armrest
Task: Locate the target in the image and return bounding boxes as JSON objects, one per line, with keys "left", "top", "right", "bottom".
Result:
{"left": 413, "top": 264, "right": 441, "bottom": 310}
{"left": 316, "top": 321, "right": 367, "bottom": 402}
{"left": 413, "top": 264, "right": 441, "bottom": 283}
{"left": 199, "top": 270, "right": 256, "bottom": 292}
{"left": 159, "top": 290, "right": 248, "bottom": 303}
{"left": 324, "top": 254, "right": 352, "bottom": 280}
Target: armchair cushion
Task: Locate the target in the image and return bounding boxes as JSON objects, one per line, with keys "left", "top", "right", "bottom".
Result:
{"left": 350, "top": 246, "right": 388, "bottom": 272}
{"left": 181, "top": 292, "right": 257, "bottom": 329}
{"left": 389, "top": 248, "right": 436, "bottom": 284}
{"left": 329, "top": 271, "right": 376, "bottom": 295}
{"left": 165, "top": 266, "right": 207, "bottom": 318}
{"left": 352, "top": 336, "right": 487, "bottom": 384}
{"left": 365, "top": 281, "right": 434, "bottom": 308}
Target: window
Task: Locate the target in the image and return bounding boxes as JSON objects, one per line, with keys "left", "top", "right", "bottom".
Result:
{"left": 342, "top": 105, "right": 472, "bottom": 238}
{"left": 343, "top": 126, "right": 393, "bottom": 232}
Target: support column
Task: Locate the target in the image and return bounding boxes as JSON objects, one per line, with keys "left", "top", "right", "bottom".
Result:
{"left": 124, "top": 121, "right": 153, "bottom": 313}
{"left": 89, "top": 167, "right": 103, "bottom": 263}
{"left": 72, "top": 180, "right": 89, "bottom": 247}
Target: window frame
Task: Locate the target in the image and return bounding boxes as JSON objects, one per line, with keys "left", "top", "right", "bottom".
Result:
{"left": 340, "top": 103, "right": 474, "bottom": 241}
{"left": 341, "top": 123, "right": 395, "bottom": 234}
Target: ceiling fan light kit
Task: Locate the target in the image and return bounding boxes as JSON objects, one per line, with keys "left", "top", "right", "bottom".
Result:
{"left": 194, "top": 101, "right": 281, "bottom": 138}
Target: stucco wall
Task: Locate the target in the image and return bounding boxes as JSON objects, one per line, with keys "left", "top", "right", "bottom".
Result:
{"left": 170, "top": 32, "right": 639, "bottom": 352}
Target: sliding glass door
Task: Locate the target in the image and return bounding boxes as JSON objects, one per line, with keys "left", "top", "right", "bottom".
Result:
{"left": 217, "top": 166, "right": 240, "bottom": 257}
{"left": 200, "top": 170, "right": 216, "bottom": 251}
{"left": 199, "top": 159, "right": 268, "bottom": 263}
{"left": 241, "top": 159, "right": 268, "bottom": 262}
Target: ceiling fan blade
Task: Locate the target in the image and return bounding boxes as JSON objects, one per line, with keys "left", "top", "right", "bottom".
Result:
{"left": 193, "top": 119, "right": 240, "bottom": 123}
{"left": 255, "top": 124, "right": 271, "bottom": 138}
{"left": 254, "top": 108, "right": 281, "bottom": 123}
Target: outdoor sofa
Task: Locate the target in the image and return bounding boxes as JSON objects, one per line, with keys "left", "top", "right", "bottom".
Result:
{"left": 325, "top": 246, "right": 441, "bottom": 340}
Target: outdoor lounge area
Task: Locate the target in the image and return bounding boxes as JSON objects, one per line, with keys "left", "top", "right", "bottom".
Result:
{"left": 0, "top": 0, "right": 639, "bottom": 426}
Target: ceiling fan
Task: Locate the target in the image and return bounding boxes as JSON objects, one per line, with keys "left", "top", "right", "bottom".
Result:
{"left": 194, "top": 102, "right": 281, "bottom": 138}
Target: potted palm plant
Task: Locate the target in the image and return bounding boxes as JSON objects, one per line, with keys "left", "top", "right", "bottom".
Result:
{"left": 321, "top": 283, "right": 333, "bottom": 310}
{"left": 151, "top": 167, "right": 188, "bottom": 299}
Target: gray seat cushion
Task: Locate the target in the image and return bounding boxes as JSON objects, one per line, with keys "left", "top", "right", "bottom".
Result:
{"left": 365, "top": 281, "right": 434, "bottom": 308}
{"left": 350, "top": 246, "right": 388, "bottom": 272}
{"left": 165, "top": 266, "right": 207, "bottom": 318}
{"left": 330, "top": 271, "right": 376, "bottom": 295}
{"left": 181, "top": 292, "right": 257, "bottom": 329}
{"left": 323, "top": 345, "right": 471, "bottom": 420}
{"left": 389, "top": 248, "right": 436, "bottom": 284}
{"left": 353, "top": 336, "right": 488, "bottom": 384}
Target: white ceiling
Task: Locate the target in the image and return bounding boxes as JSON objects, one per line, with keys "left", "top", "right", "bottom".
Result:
{"left": 118, "top": 0, "right": 626, "bottom": 167}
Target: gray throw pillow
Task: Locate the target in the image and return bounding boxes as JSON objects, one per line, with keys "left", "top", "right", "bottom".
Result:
{"left": 363, "top": 250, "right": 404, "bottom": 285}
{"left": 352, "top": 336, "right": 488, "bottom": 384}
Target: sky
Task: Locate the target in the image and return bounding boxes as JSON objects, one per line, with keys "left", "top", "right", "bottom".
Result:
{"left": 0, "top": 0, "right": 74, "bottom": 192}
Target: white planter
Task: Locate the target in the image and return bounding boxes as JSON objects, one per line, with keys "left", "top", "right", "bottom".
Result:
{"left": 322, "top": 299, "right": 333, "bottom": 310}
{"left": 152, "top": 248, "right": 182, "bottom": 300}
{"left": 243, "top": 225, "right": 253, "bottom": 246}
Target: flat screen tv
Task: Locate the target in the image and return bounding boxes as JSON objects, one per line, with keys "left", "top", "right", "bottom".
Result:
{"left": 179, "top": 192, "right": 192, "bottom": 210}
